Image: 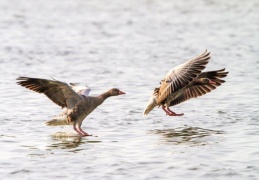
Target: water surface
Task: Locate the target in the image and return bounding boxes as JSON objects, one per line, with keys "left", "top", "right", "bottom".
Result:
{"left": 0, "top": 0, "right": 259, "bottom": 179}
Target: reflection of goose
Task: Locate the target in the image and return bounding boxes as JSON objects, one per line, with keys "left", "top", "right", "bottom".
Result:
{"left": 49, "top": 136, "right": 83, "bottom": 149}
{"left": 144, "top": 50, "right": 228, "bottom": 116}
{"left": 48, "top": 135, "right": 102, "bottom": 150}
{"left": 17, "top": 77, "right": 125, "bottom": 136}
{"left": 151, "top": 127, "right": 224, "bottom": 145}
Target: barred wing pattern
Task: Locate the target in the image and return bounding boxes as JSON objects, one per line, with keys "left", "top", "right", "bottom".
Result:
{"left": 169, "top": 69, "right": 228, "bottom": 106}
{"left": 17, "top": 77, "right": 83, "bottom": 109}
{"left": 156, "top": 50, "right": 211, "bottom": 105}
{"left": 196, "top": 68, "right": 227, "bottom": 86}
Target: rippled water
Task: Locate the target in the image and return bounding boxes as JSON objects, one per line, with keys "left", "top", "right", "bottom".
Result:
{"left": 1, "top": 0, "right": 259, "bottom": 179}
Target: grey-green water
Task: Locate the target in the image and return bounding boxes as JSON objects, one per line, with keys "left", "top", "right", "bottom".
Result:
{"left": 0, "top": 0, "right": 259, "bottom": 179}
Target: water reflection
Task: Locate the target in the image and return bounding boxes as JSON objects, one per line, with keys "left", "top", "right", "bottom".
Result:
{"left": 150, "top": 127, "right": 224, "bottom": 146}
{"left": 48, "top": 136, "right": 83, "bottom": 149}
{"left": 47, "top": 132, "right": 101, "bottom": 150}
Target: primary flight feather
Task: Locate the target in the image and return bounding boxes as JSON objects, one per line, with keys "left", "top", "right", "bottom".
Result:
{"left": 144, "top": 50, "right": 228, "bottom": 116}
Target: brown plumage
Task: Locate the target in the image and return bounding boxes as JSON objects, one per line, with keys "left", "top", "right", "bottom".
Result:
{"left": 17, "top": 77, "right": 83, "bottom": 109}
{"left": 144, "top": 50, "right": 228, "bottom": 116}
{"left": 17, "top": 77, "right": 125, "bottom": 136}
{"left": 169, "top": 69, "right": 228, "bottom": 107}
{"left": 156, "top": 50, "right": 211, "bottom": 105}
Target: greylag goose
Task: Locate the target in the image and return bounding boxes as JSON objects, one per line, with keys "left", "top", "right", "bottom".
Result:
{"left": 143, "top": 50, "right": 228, "bottom": 116}
{"left": 17, "top": 77, "right": 125, "bottom": 136}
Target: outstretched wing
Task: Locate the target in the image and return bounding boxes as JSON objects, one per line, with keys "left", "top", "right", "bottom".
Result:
{"left": 196, "top": 68, "right": 228, "bottom": 86}
{"left": 17, "top": 77, "right": 83, "bottom": 109}
{"left": 156, "top": 50, "right": 211, "bottom": 105}
{"left": 169, "top": 69, "right": 229, "bottom": 106}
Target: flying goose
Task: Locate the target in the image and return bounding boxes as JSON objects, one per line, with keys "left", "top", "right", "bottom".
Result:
{"left": 17, "top": 77, "right": 125, "bottom": 136}
{"left": 144, "top": 50, "right": 228, "bottom": 116}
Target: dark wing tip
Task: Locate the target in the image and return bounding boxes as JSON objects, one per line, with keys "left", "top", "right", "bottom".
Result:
{"left": 216, "top": 69, "right": 229, "bottom": 78}
{"left": 70, "top": 82, "right": 80, "bottom": 86}
{"left": 201, "top": 49, "right": 210, "bottom": 57}
{"left": 217, "top": 68, "right": 229, "bottom": 74}
{"left": 16, "top": 76, "right": 49, "bottom": 94}
{"left": 16, "top": 77, "right": 73, "bottom": 108}
{"left": 16, "top": 76, "right": 30, "bottom": 81}
{"left": 16, "top": 77, "right": 30, "bottom": 86}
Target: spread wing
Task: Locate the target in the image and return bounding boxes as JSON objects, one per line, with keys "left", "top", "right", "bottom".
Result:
{"left": 196, "top": 68, "right": 228, "bottom": 86}
{"left": 169, "top": 69, "right": 229, "bottom": 106}
{"left": 156, "top": 50, "right": 211, "bottom": 105}
{"left": 17, "top": 77, "right": 84, "bottom": 109}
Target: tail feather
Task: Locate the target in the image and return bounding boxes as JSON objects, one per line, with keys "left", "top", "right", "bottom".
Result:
{"left": 45, "top": 119, "right": 72, "bottom": 126}
{"left": 45, "top": 113, "right": 73, "bottom": 126}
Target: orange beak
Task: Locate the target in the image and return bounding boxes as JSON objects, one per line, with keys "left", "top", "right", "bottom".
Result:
{"left": 209, "top": 80, "right": 216, "bottom": 84}
{"left": 119, "top": 91, "right": 126, "bottom": 95}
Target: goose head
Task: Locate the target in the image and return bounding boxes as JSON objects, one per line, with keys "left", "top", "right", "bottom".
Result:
{"left": 143, "top": 95, "right": 157, "bottom": 116}
{"left": 108, "top": 88, "right": 126, "bottom": 96}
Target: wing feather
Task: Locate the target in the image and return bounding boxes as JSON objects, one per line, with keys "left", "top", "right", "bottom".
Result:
{"left": 69, "top": 83, "right": 91, "bottom": 96}
{"left": 156, "top": 50, "right": 211, "bottom": 105}
{"left": 17, "top": 77, "right": 83, "bottom": 109}
{"left": 169, "top": 69, "right": 228, "bottom": 106}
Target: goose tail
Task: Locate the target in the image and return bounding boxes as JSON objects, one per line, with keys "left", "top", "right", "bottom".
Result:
{"left": 45, "top": 114, "right": 72, "bottom": 126}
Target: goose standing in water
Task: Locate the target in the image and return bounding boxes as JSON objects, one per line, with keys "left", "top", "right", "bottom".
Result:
{"left": 144, "top": 50, "right": 228, "bottom": 116}
{"left": 17, "top": 77, "right": 125, "bottom": 136}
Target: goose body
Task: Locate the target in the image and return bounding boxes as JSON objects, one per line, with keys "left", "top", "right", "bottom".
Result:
{"left": 45, "top": 82, "right": 91, "bottom": 126}
{"left": 17, "top": 77, "right": 125, "bottom": 136}
{"left": 144, "top": 50, "right": 228, "bottom": 116}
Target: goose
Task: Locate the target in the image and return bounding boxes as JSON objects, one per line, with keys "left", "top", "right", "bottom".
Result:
{"left": 17, "top": 77, "right": 125, "bottom": 136}
{"left": 143, "top": 50, "right": 228, "bottom": 116}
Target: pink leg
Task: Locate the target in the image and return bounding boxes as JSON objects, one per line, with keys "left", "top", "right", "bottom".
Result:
{"left": 73, "top": 123, "right": 85, "bottom": 136}
{"left": 167, "top": 107, "right": 184, "bottom": 116}
{"left": 162, "top": 106, "right": 184, "bottom": 116}
{"left": 77, "top": 122, "right": 92, "bottom": 136}
{"left": 162, "top": 106, "right": 171, "bottom": 115}
{"left": 78, "top": 126, "right": 92, "bottom": 136}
